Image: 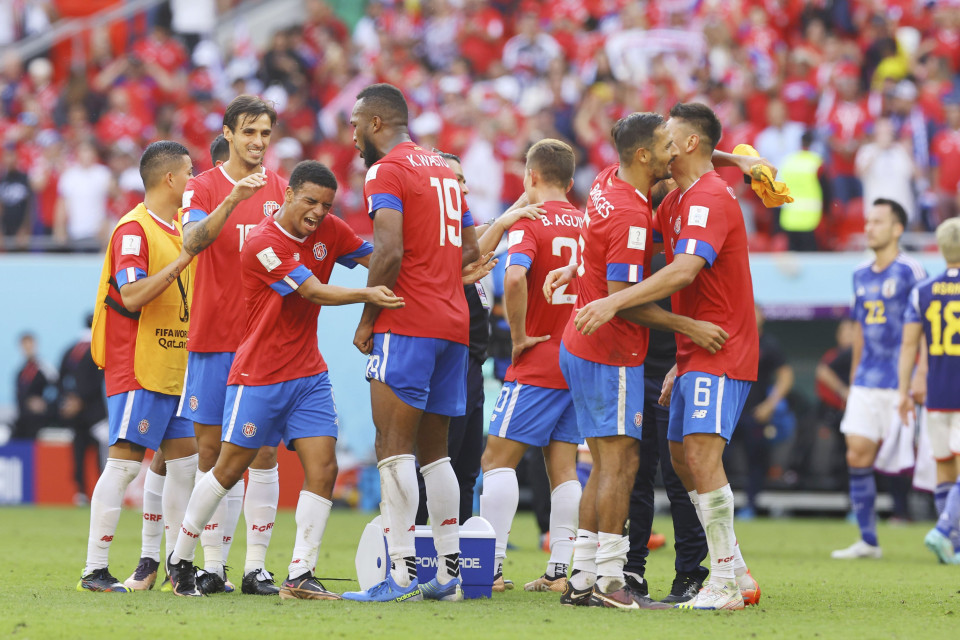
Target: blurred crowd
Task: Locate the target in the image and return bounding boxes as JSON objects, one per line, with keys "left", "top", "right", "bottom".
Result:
{"left": 2, "top": 0, "right": 960, "bottom": 252}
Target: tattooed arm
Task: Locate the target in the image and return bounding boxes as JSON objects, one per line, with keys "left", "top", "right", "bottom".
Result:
{"left": 183, "top": 172, "right": 267, "bottom": 255}
{"left": 119, "top": 245, "right": 195, "bottom": 312}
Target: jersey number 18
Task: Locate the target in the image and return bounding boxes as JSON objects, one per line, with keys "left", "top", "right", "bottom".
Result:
{"left": 926, "top": 300, "right": 960, "bottom": 356}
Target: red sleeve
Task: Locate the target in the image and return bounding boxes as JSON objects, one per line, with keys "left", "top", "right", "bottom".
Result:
{"left": 364, "top": 162, "right": 406, "bottom": 217}
{"left": 330, "top": 214, "right": 366, "bottom": 256}
{"left": 242, "top": 230, "right": 312, "bottom": 296}
{"left": 182, "top": 175, "right": 214, "bottom": 224}
{"left": 506, "top": 217, "right": 539, "bottom": 269}
{"left": 604, "top": 210, "right": 650, "bottom": 283}
{"left": 111, "top": 221, "right": 150, "bottom": 288}
{"left": 675, "top": 191, "right": 728, "bottom": 266}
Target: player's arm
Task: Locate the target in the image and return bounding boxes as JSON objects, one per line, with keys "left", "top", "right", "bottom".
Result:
{"left": 543, "top": 263, "right": 579, "bottom": 302}
{"left": 815, "top": 360, "right": 849, "bottom": 404}
{"left": 119, "top": 245, "right": 195, "bottom": 312}
{"left": 297, "top": 275, "right": 403, "bottom": 308}
{"left": 754, "top": 362, "right": 794, "bottom": 424}
{"left": 897, "top": 321, "right": 923, "bottom": 423}
{"left": 182, "top": 173, "right": 267, "bottom": 255}
{"left": 354, "top": 208, "right": 403, "bottom": 354}
{"left": 608, "top": 280, "right": 727, "bottom": 354}
{"left": 575, "top": 253, "right": 706, "bottom": 335}
{"left": 476, "top": 203, "right": 544, "bottom": 256}
{"left": 712, "top": 150, "right": 777, "bottom": 178}
{"left": 461, "top": 223, "right": 480, "bottom": 267}
{"left": 503, "top": 264, "right": 550, "bottom": 364}
{"left": 849, "top": 320, "right": 863, "bottom": 387}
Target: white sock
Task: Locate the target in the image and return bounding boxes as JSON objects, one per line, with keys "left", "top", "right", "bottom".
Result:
{"left": 422, "top": 457, "right": 462, "bottom": 584}
{"left": 163, "top": 454, "right": 198, "bottom": 563}
{"left": 140, "top": 468, "right": 165, "bottom": 562}
{"left": 198, "top": 467, "right": 226, "bottom": 576}
{"left": 244, "top": 465, "right": 279, "bottom": 575}
{"left": 288, "top": 490, "right": 333, "bottom": 580}
{"left": 479, "top": 467, "right": 519, "bottom": 572}
{"left": 547, "top": 480, "right": 580, "bottom": 575}
{"left": 569, "top": 529, "right": 598, "bottom": 590}
{"left": 595, "top": 531, "right": 629, "bottom": 593}
{"left": 378, "top": 454, "right": 419, "bottom": 587}
{"left": 221, "top": 477, "right": 244, "bottom": 566}
{"left": 699, "top": 485, "right": 736, "bottom": 584}
{"left": 688, "top": 489, "right": 702, "bottom": 522}
{"left": 172, "top": 471, "right": 227, "bottom": 564}
{"left": 84, "top": 458, "right": 141, "bottom": 574}
{"left": 733, "top": 541, "right": 748, "bottom": 579}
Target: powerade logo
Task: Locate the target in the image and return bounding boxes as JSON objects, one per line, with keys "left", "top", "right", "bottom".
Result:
{"left": 415, "top": 557, "right": 483, "bottom": 569}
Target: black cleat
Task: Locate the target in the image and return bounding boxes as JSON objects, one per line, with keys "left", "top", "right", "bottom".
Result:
{"left": 660, "top": 569, "right": 707, "bottom": 605}
{"left": 77, "top": 567, "right": 129, "bottom": 593}
{"left": 559, "top": 571, "right": 593, "bottom": 606}
{"left": 242, "top": 568, "right": 280, "bottom": 595}
{"left": 166, "top": 553, "right": 203, "bottom": 597}
{"left": 196, "top": 569, "right": 227, "bottom": 594}
{"left": 623, "top": 574, "right": 672, "bottom": 610}
{"left": 279, "top": 572, "right": 342, "bottom": 600}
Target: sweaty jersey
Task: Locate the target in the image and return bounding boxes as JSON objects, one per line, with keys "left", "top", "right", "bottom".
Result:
{"left": 562, "top": 163, "right": 652, "bottom": 367}
{"left": 104, "top": 212, "right": 181, "bottom": 396}
{"left": 905, "top": 267, "right": 960, "bottom": 409}
{"left": 658, "top": 170, "right": 758, "bottom": 382}
{"left": 851, "top": 254, "right": 926, "bottom": 389}
{"left": 364, "top": 141, "right": 475, "bottom": 345}
{"left": 229, "top": 214, "right": 371, "bottom": 387}
{"left": 182, "top": 165, "right": 288, "bottom": 353}
{"left": 505, "top": 200, "right": 585, "bottom": 389}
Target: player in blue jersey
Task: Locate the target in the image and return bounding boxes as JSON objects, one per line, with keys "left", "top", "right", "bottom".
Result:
{"left": 898, "top": 218, "right": 960, "bottom": 564}
{"left": 832, "top": 198, "right": 926, "bottom": 559}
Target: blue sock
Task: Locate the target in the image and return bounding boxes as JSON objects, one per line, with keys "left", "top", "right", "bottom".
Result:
{"left": 849, "top": 467, "right": 878, "bottom": 546}
{"left": 935, "top": 482, "right": 952, "bottom": 514}
{"left": 936, "top": 482, "right": 960, "bottom": 544}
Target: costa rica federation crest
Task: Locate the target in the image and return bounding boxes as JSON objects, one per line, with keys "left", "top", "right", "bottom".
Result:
{"left": 138, "top": 419, "right": 149, "bottom": 434}
{"left": 313, "top": 242, "right": 327, "bottom": 260}
{"left": 242, "top": 422, "right": 257, "bottom": 437}
{"left": 263, "top": 201, "right": 280, "bottom": 216}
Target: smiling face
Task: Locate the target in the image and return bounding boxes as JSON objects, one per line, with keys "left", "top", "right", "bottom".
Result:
{"left": 170, "top": 155, "right": 194, "bottom": 198}
{"left": 224, "top": 112, "right": 273, "bottom": 170}
{"left": 350, "top": 99, "right": 384, "bottom": 169}
{"left": 283, "top": 182, "right": 336, "bottom": 238}
{"left": 648, "top": 125, "right": 678, "bottom": 182}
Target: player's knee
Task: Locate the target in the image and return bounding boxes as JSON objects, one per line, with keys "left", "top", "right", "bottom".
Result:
{"left": 197, "top": 439, "right": 221, "bottom": 470}
{"left": 304, "top": 459, "right": 338, "bottom": 496}
{"left": 213, "top": 464, "right": 244, "bottom": 490}
{"left": 251, "top": 446, "right": 278, "bottom": 469}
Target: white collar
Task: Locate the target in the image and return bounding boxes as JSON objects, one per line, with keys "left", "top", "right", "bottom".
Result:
{"left": 273, "top": 219, "right": 306, "bottom": 243}
{"left": 146, "top": 208, "right": 176, "bottom": 231}
{"left": 219, "top": 164, "right": 266, "bottom": 186}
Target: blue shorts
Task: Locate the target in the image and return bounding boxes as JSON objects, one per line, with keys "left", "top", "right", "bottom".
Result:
{"left": 667, "top": 372, "right": 752, "bottom": 443}
{"left": 558, "top": 343, "right": 644, "bottom": 440}
{"left": 107, "top": 389, "right": 195, "bottom": 452}
{"left": 178, "top": 351, "right": 235, "bottom": 425}
{"left": 489, "top": 381, "right": 580, "bottom": 447}
{"left": 222, "top": 373, "right": 338, "bottom": 450}
{"left": 365, "top": 333, "right": 467, "bottom": 417}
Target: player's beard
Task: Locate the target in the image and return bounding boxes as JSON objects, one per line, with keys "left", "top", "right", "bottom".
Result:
{"left": 359, "top": 137, "right": 384, "bottom": 169}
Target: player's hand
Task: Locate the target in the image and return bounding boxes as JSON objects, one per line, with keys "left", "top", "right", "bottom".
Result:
{"left": 365, "top": 285, "right": 404, "bottom": 309}
{"left": 898, "top": 391, "right": 914, "bottom": 426}
{"left": 574, "top": 298, "right": 617, "bottom": 335}
{"left": 687, "top": 320, "right": 728, "bottom": 354}
{"left": 909, "top": 370, "right": 927, "bottom": 406}
{"left": 507, "top": 191, "right": 530, "bottom": 212}
{"left": 737, "top": 155, "right": 778, "bottom": 179}
{"left": 230, "top": 172, "right": 268, "bottom": 202}
{"left": 659, "top": 366, "right": 677, "bottom": 407}
{"left": 353, "top": 322, "right": 375, "bottom": 354}
{"left": 462, "top": 252, "right": 497, "bottom": 285}
{"left": 543, "top": 264, "right": 577, "bottom": 302}
{"left": 498, "top": 203, "right": 545, "bottom": 230}
{"left": 511, "top": 334, "right": 550, "bottom": 365}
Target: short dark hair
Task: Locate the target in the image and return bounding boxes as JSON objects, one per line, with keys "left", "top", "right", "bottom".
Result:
{"left": 801, "top": 129, "right": 815, "bottom": 148}
{"left": 433, "top": 149, "right": 462, "bottom": 165}
{"left": 873, "top": 198, "right": 908, "bottom": 228}
{"left": 289, "top": 160, "right": 338, "bottom": 193}
{"left": 356, "top": 83, "right": 409, "bottom": 127}
{"left": 669, "top": 102, "right": 723, "bottom": 151}
{"left": 526, "top": 138, "right": 575, "bottom": 187}
{"left": 223, "top": 95, "right": 277, "bottom": 133}
{"left": 139, "top": 140, "right": 190, "bottom": 189}
{"left": 210, "top": 134, "right": 229, "bottom": 165}
{"left": 611, "top": 112, "right": 664, "bottom": 165}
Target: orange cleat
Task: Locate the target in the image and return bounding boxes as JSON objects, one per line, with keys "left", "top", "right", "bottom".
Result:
{"left": 739, "top": 569, "right": 760, "bottom": 606}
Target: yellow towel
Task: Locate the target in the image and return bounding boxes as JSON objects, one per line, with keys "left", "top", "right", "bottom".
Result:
{"left": 733, "top": 143, "right": 794, "bottom": 207}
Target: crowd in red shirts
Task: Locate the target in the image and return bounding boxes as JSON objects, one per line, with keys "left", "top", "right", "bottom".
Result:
{"left": 2, "top": 0, "right": 960, "bottom": 251}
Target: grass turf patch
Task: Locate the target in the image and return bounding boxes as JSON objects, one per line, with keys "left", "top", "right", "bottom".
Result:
{"left": 0, "top": 506, "right": 957, "bottom": 639}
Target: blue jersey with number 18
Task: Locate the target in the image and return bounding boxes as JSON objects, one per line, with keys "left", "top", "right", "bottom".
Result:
{"left": 905, "top": 267, "right": 960, "bottom": 410}
{"left": 851, "top": 254, "right": 926, "bottom": 389}
{"left": 364, "top": 141, "right": 475, "bottom": 346}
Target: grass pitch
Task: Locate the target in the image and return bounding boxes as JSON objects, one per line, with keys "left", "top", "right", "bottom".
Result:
{"left": 0, "top": 507, "right": 957, "bottom": 639}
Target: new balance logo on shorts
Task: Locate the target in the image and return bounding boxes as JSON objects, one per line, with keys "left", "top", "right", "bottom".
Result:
{"left": 691, "top": 409, "right": 708, "bottom": 419}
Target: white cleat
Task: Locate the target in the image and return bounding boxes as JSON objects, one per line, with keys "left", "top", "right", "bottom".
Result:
{"left": 831, "top": 539, "right": 882, "bottom": 559}
{"left": 675, "top": 581, "right": 744, "bottom": 611}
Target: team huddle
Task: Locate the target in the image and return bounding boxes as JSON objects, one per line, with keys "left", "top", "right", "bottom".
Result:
{"left": 75, "top": 81, "right": 960, "bottom": 610}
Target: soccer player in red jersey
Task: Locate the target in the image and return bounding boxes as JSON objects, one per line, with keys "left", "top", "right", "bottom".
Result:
{"left": 343, "top": 84, "right": 481, "bottom": 603}
{"left": 166, "top": 161, "right": 402, "bottom": 598}
{"left": 546, "top": 113, "right": 728, "bottom": 610}
{"left": 177, "top": 96, "right": 289, "bottom": 595}
{"left": 574, "top": 103, "right": 762, "bottom": 610}
{"left": 477, "top": 139, "right": 584, "bottom": 595}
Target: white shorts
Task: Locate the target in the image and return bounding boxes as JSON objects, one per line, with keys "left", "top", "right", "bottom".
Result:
{"left": 840, "top": 386, "right": 899, "bottom": 443}
{"left": 925, "top": 409, "right": 960, "bottom": 461}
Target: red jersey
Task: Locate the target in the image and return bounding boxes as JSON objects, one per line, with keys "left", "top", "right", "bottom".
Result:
{"left": 505, "top": 201, "right": 585, "bottom": 389}
{"left": 183, "top": 165, "right": 288, "bottom": 353}
{"left": 932, "top": 128, "right": 960, "bottom": 193}
{"left": 364, "top": 141, "right": 474, "bottom": 345}
{"left": 658, "top": 171, "right": 758, "bottom": 382}
{"left": 229, "top": 214, "right": 370, "bottom": 386}
{"left": 827, "top": 99, "right": 870, "bottom": 175}
{"left": 103, "top": 213, "right": 181, "bottom": 396}
{"left": 562, "top": 164, "right": 652, "bottom": 367}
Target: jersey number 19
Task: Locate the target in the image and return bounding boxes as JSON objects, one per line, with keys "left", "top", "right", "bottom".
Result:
{"left": 430, "top": 177, "right": 462, "bottom": 247}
